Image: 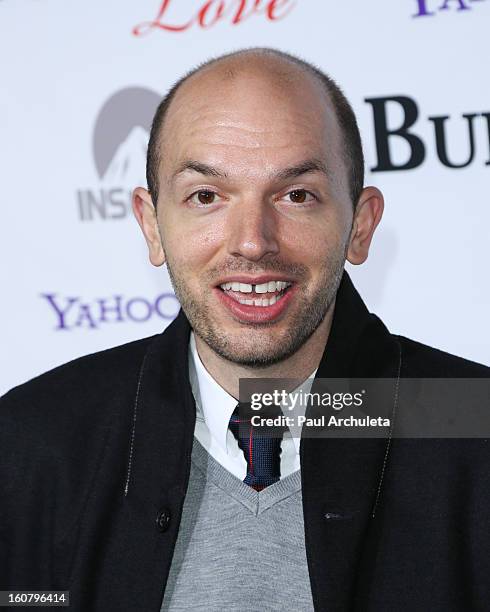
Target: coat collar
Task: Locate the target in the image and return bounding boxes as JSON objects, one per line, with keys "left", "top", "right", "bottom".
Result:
{"left": 300, "top": 272, "right": 401, "bottom": 611}
{"left": 123, "top": 270, "right": 400, "bottom": 611}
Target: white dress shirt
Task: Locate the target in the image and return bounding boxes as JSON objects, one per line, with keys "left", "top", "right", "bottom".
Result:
{"left": 188, "top": 332, "right": 317, "bottom": 480}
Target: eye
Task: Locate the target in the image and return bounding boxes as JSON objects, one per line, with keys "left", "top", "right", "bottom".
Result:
{"left": 284, "top": 189, "right": 316, "bottom": 204}
{"left": 189, "top": 190, "right": 218, "bottom": 206}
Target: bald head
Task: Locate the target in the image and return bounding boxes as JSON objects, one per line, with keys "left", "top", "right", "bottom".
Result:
{"left": 146, "top": 48, "right": 364, "bottom": 208}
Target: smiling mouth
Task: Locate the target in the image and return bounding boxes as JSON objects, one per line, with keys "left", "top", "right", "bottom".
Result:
{"left": 218, "top": 280, "right": 293, "bottom": 307}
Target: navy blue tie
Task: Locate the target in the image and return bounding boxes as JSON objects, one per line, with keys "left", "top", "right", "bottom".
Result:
{"left": 228, "top": 403, "right": 285, "bottom": 491}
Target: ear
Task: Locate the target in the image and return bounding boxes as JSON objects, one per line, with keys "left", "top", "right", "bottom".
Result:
{"left": 132, "top": 187, "right": 165, "bottom": 267}
{"left": 346, "top": 186, "right": 384, "bottom": 265}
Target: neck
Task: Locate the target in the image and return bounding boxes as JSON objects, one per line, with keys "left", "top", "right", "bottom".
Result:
{"left": 194, "top": 302, "right": 335, "bottom": 399}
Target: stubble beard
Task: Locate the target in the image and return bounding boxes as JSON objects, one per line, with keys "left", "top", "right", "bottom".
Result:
{"left": 165, "top": 251, "right": 346, "bottom": 368}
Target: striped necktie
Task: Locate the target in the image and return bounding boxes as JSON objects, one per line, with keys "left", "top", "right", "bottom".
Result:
{"left": 228, "top": 403, "right": 285, "bottom": 491}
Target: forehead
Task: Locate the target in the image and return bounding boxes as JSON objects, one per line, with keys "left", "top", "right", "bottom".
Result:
{"left": 159, "top": 63, "right": 344, "bottom": 180}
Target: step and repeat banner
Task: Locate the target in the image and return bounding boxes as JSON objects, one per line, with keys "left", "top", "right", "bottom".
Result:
{"left": 1, "top": 0, "right": 489, "bottom": 394}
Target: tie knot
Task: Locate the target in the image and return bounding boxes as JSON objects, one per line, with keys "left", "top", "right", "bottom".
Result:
{"left": 228, "top": 402, "right": 286, "bottom": 491}
{"left": 230, "top": 402, "right": 286, "bottom": 434}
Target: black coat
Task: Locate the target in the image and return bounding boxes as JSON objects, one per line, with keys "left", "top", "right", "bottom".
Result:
{"left": 1, "top": 273, "right": 489, "bottom": 611}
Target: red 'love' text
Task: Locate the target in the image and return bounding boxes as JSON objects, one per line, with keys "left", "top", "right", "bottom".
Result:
{"left": 133, "top": 0, "right": 296, "bottom": 36}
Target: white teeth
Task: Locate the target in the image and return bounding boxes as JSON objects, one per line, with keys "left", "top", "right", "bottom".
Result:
{"left": 255, "top": 282, "right": 269, "bottom": 294}
{"left": 237, "top": 294, "right": 283, "bottom": 307}
{"left": 220, "top": 279, "right": 292, "bottom": 295}
{"left": 255, "top": 280, "right": 291, "bottom": 292}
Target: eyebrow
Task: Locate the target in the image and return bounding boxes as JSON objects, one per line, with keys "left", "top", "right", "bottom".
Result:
{"left": 172, "top": 160, "right": 228, "bottom": 182}
{"left": 273, "top": 159, "right": 329, "bottom": 181}
{"left": 171, "top": 158, "right": 329, "bottom": 183}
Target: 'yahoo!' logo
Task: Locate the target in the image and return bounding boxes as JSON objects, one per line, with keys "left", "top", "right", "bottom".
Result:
{"left": 41, "top": 293, "right": 180, "bottom": 331}
{"left": 133, "top": 0, "right": 296, "bottom": 36}
{"left": 414, "top": 0, "right": 486, "bottom": 17}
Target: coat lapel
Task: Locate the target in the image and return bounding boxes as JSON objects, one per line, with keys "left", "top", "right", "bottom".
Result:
{"left": 300, "top": 272, "right": 401, "bottom": 611}
{"left": 124, "top": 309, "right": 195, "bottom": 505}
{"left": 110, "top": 311, "right": 196, "bottom": 611}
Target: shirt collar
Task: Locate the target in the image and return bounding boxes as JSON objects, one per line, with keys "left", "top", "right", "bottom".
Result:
{"left": 282, "top": 374, "right": 317, "bottom": 454}
{"left": 189, "top": 332, "right": 238, "bottom": 454}
{"left": 188, "top": 331, "right": 317, "bottom": 456}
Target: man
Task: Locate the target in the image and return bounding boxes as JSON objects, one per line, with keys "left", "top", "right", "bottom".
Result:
{"left": 1, "top": 48, "right": 489, "bottom": 611}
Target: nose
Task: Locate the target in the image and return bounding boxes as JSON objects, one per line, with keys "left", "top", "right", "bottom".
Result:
{"left": 226, "top": 198, "right": 280, "bottom": 262}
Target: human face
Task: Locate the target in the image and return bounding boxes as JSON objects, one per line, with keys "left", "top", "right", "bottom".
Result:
{"left": 155, "top": 69, "right": 354, "bottom": 366}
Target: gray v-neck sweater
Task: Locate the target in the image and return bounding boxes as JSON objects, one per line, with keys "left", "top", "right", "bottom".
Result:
{"left": 160, "top": 438, "right": 314, "bottom": 611}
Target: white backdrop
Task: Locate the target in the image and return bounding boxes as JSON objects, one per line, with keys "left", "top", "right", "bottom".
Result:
{"left": 1, "top": 0, "right": 489, "bottom": 396}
